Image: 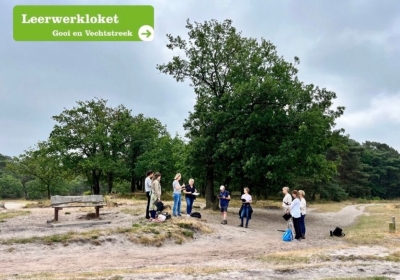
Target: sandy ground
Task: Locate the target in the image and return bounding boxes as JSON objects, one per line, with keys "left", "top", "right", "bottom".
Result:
{"left": 0, "top": 200, "right": 399, "bottom": 280}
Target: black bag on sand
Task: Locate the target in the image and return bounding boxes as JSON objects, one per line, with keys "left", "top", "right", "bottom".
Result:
{"left": 282, "top": 213, "right": 292, "bottom": 221}
{"left": 331, "top": 227, "right": 345, "bottom": 237}
{"left": 190, "top": 212, "right": 201, "bottom": 219}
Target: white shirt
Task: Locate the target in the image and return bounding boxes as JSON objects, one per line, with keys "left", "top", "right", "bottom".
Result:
{"left": 241, "top": 194, "right": 252, "bottom": 202}
{"left": 145, "top": 177, "right": 152, "bottom": 192}
{"left": 282, "top": 193, "right": 292, "bottom": 211}
{"left": 300, "top": 197, "right": 306, "bottom": 215}
{"left": 289, "top": 198, "right": 301, "bottom": 218}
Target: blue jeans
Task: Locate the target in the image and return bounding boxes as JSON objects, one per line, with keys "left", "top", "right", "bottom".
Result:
{"left": 173, "top": 193, "right": 181, "bottom": 216}
{"left": 240, "top": 204, "right": 250, "bottom": 226}
{"left": 300, "top": 214, "right": 306, "bottom": 235}
{"left": 186, "top": 197, "right": 194, "bottom": 215}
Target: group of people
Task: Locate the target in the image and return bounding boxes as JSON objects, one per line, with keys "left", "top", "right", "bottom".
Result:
{"left": 144, "top": 170, "right": 199, "bottom": 221}
{"left": 282, "top": 187, "right": 307, "bottom": 241}
{"left": 144, "top": 170, "right": 254, "bottom": 227}
{"left": 143, "top": 170, "right": 306, "bottom": 240}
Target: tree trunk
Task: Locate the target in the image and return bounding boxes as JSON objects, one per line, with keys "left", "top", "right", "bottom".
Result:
{"left": 130, "top": 172, "right": 135, "bottom": 193}
{"left": 205, "top": 163, "right": 215, "bottom": 209}
{"left": 92, "top": 170, "right": 101, "bottom": 194}
{"left": 107, "top": 172, "right": 113, "bottom": 194}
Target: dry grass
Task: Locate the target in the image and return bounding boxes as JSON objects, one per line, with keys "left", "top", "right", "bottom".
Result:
{"left": 309, "top": 201, "right": 354, "bottom": 213}
{"left": 343, "top": 204, "right": 400, "bottom": 247}
{"left": 0, "top": 217, "right": 212, "bottom": 247}
{"left": 23, "top": 200, "right": 51, "bottom": 208}
{"left": 0, "top": 210, "right": 30, "bottom": 222}
{"left": 120, "top": 207, "right": 144, "bottom": 216}
{"left": 323, "top": 277, "right": 393, "bottom": 280}
{"left": 0, "top": 265, "right": 226, "bottom": 279}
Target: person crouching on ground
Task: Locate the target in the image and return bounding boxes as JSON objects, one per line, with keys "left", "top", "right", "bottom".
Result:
{"left": 288, "top": 190, "right": 302, "bottom": 241}
{"left": 218, "top": 185, "right": 231, "bottom": 225}
{"left": 299, "top": 190, "right": 307, "bottom": 239}
{"left": 183, "top": 178, "right": 197, "bottom": 216}
{"left": 149, "top": 172, "right": 162, "bottom": 221}
{"left": 239, "top": 187, "right": 252, "bottom": 228}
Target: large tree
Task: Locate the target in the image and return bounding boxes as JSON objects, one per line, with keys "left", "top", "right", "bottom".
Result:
{"left": 49, "top": 98, "right": 116, "bottom": 194}
{"left": 157, "top": 19, "right": 344, "bottom": 206}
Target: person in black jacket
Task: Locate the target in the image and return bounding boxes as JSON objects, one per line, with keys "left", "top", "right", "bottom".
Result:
{"left": 239, "top": 187, "right": 252, "bottom": 228}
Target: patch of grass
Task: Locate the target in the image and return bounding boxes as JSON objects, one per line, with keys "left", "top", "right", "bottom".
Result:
{"left": 343, "top": 204, "right": 400, "bottom": 247}
{"left": 0, "top": 217, "right": 212, "bottom": 247}
{"left": 310, "top": 201, "right": 354, "bottom": 213}
{"left": 121, "top": 207, "right": 143, "bottom": 216}
{"left": 324, "top": 277, "right": 393, "bottom": 280}
{"left": 0, "top": 210, "right": 30, "bottom": 221}
{"left": 1, "top": 266, "right": 227, "bottom": 279}
{"left": 23, "top": 200, "right": 51, "bottom": 208}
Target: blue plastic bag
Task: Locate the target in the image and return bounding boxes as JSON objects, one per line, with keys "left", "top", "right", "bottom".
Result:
{"left": 283, "top": 229, "right": 293, "bottom": 242}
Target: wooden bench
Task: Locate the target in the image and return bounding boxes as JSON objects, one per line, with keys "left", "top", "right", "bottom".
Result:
{"left": 50, "top": 195, "right": 106, "bottom": 221}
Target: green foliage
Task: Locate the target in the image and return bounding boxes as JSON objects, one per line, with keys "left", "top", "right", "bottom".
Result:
{"left": 157, "top": 19, "right": 344, "bottom": 205}
{"left": 0, "top": 174, "right": 23, "bottom": 198}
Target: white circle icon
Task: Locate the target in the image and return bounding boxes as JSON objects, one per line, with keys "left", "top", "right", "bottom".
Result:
{"left": 138, "top": 25, "right": 154, "bottom": 41}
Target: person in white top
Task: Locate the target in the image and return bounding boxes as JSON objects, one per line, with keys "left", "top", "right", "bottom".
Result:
{"left": 239, "top": 187, "right": 252, "bottom": 228}
{"left": 282, "top": 187, "right": 292, "bottom": 213}
{"left": 288, "top": 190, "right": 302, "bottom": 241}
{"left": 299, "top": 190, "right": 307, "bottom": 239}
{"left": 144, "top": 170, "right": 154, "bottom": 219}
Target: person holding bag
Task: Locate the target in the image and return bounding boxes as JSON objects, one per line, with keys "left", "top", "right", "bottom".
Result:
{"left": 239, "top": 187, "right": 252, "bottom": 228}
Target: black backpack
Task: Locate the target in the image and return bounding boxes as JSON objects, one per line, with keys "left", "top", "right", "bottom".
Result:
{"left": 155, "top": 201, "right": 164, "bottom": 212}
{"left": 190, "top": 212, "right": 201, "bottom": 219}
{"left": 331, "top": 227, "right": 345, "bottom": 237}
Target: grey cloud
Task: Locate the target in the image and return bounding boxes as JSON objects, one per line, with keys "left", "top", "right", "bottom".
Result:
{"left": 1, "top": 0, "right": 399, "bottom": 156}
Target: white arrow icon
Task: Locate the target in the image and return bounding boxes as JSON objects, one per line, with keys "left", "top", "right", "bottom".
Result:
{"left": 138, "top": 25, "right": 154, "bottom": 41}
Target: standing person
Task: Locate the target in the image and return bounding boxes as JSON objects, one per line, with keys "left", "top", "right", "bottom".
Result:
{"left": 218, "top": 185, "right": 231, "bottom": 225}
{"left": 282, "top": 186, "right": 292, "bottom": 212}
{"left": 289, "top": 190, "right": 302, "bottom": 241}
{"left": 172, "top": 173, "right": 185, "bottom": 217}
{"left": 239, "top": 187, "right": 252, "bottom": 228}
{"left": 183, "top": 178, "right": 197, "bottom": 216}
{"left": 299, "top": 190, "right": 307, "bottom": 239}
{"left": 144, "top": 170, "right": 154, "bottom": 219}
{"left": 149, "top": 172, "right": 162, "bottom": 221}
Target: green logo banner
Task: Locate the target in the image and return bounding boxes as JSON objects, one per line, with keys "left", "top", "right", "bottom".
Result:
{"left": 13, "top": 5, "right": 154, "bottom": 41}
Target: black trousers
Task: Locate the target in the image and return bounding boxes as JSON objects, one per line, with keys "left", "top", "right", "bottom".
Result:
{"left": 146, "top": 191, "right": 151, "bottom": 219}
{"left": 292, "top": 217, "right": 302, "bottom": 240}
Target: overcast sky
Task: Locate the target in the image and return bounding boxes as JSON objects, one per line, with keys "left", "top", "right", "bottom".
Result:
{"left": 1, "top": 0, "right": 400, "bottom": 157}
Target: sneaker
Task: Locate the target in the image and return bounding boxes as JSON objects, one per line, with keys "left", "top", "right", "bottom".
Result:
{"left": 238, "top": 224, "right": 243, "bottom": 227}
{"left": 173, "top": 215, "right": 177, "bottom": 217}
{"left": 245, "top": 225, "right": 248, "bottom": 228}
{"left": 187, "top": 214, "right": 191, "bottom": 217}
{"left": 177, "top": 214, "right": 182, "bottom": 217}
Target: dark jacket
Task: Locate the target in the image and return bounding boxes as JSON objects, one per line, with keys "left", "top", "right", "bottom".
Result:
{"left": 239, "top": 203, "right": 253, "bottom": 219}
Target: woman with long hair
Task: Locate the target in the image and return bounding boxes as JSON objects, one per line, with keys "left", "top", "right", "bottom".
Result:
{"left": 149, "top": 172, "right": 162, "bottom": 221}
